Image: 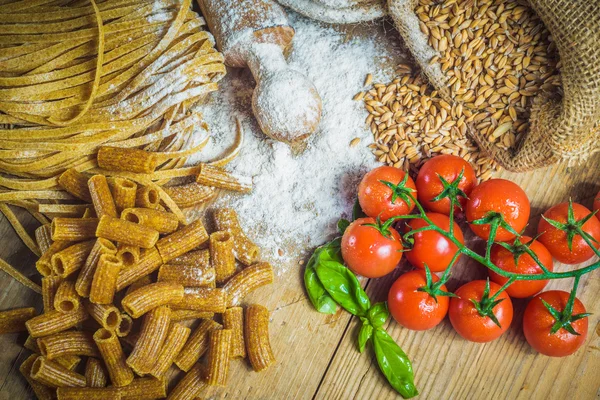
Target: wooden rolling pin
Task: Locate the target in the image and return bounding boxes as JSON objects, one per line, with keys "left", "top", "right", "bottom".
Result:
{"left": 197, "top": 0, "right": 322, "bottom": 144}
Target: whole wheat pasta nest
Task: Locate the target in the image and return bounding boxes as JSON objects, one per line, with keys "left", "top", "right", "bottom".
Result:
{"left": 279, "top": 0, "right": 600, "bottom": 171}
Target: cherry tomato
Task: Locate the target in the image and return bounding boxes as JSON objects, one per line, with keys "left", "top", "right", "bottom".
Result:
{"left": 488, "top": 236, "right": 554, "bottom": 298}
{"left": 466, "top": 179, "right": 530, "bottom": 241}
{"left": 388, "top": 270, "right": 449, "bottom": 331}
{"left": 416, "top": 155, "right": 477, "bottom": 215}
{"left": 358, "top": 166, "right": 416, "bottom": 222}
{"left": 523, "top": 291, "right": 588, "bottom": 357}
{"left": 404, "top": 213, "right": 464, "bottom": 272}
{"left": 449, "top": 280, "right": 513, "bottom": 343}
{"left": 537, "top": 202, "right": 600, "bottom": 264}
{"left": 341, "top": 217, "right": 403, "bottom": 278}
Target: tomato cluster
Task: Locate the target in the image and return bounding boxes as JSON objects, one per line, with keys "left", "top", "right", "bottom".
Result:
{"left": 341, "top": 155, "right": 598, "bottom": 356}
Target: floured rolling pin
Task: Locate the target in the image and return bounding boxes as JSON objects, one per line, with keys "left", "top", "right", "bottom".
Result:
{"left": 197, "top": 0, "right": 322, "bottom": 144}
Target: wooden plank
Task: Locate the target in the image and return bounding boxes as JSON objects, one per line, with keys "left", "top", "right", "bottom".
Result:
{"left": 315, "top": 155, "right": 600, "bottom": 400}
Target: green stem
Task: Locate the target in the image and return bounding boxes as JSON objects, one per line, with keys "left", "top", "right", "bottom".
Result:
{"left": 488, "top": 276, "right": 515, "bottom": 303}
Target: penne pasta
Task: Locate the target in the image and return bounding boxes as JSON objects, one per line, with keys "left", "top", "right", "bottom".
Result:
{"left": 85, "top": 301, "right": 122, "bottom": 331}
{"left": 170, "top": 249, "right": 210, "bottom": 265}
{"left": 85, "top": 357, "right": 108, "bottom": 388}
{"left": 42, "top": 276, "right": 63, "bottom": 313}
{"left": 117, "top": 377, "right": 167, "bottom": 400}
{"left": 93, "top": 328, "right": 134, "bottom": 387}
{"left": 222, "top": 262, "right": 274, "bottom": 307}
{"left": 126, "top": 306, "right": 171, "bottom": 375}
{"left": 121, "top": 208, "right": 179, "bottom": 234}
{"left": 26, "top": 307, "right": 88, "bottom": 338}
{"left": 51, "top": 240, "right": 95, "bottom": 278}
{"left": 0, "top": 307, "right": 36, "bottom": 334}
{"left": 157, "top": 262, "right": 216, "bottom": 288}
{"left": 196, "top": 164, "right": 252, "bottom": 193}
{"left": 116, "top": 248, "right": 163, "bottom": 291}
{"left": 149, "top": 323, "right": 191, "bottom": 378}
{"left": 111, "top": 177, "right": 137, "bottom": 215}
{"left": 163, "top": 182, "right": 216, "bottom": 209}
{"left": 20, "top": 355, "right": 56, "bottom": 400}
{"left": 245, "top": 304, "right": 276, "bottom": 372}
{"left": 98, "top": 146, "right": 158, "bottom": 174}
{"left": 209, "top": 231, "right": 236, "bottom": 284}
{"left": 123, "top": 275, "right": 153, "bottom": 298}
{"left": 116, "top": 244, "right": 140, "bottom": 269}
{"left": 38, "top": 331, "right": 99, "bottom": 359}
{"left": 204, "top": 329, "right": 232, "bottom": 387}
{"left": 37, "top": 241, "right": 72, "bottom": 277}
{"left": 90, "top": 254, "right": 123, "bottom": 305}
{"left": 88, "top": 174, "right": 118, "bottom": 218}
{"left": 174, "top": 318, "right": 222, "bottom": 372}
{"left": 75, "top": 238, "right": 117, "bottom": 297}
{"left": 58, "top": 168, "right": 92, "bottom": 203}
{"left": 56, "top": 356, "right": 82, "bottom": 371}
{"left": 30, "top": 356, "right": 86, "bottom": 388}
{"left": 135, "top": 186, "right": 161, "bottom": 209}
{"left": 223, "top": 307, "right": 246, "bottom": 358}
{"left": 170, "top": 309, "right": 215, "bottom": 322}
{"left": 170, "top": 287, "right": 226, "bottom": 313}
{"left": 96, "top": 215, "right": 160, "bottom": 249}
{"left": 166, "top": 363, "right": 207, "bottom": 400}
{"left": 156, "top": 219, "right": 209, "bottom": 263}
{"left": 53, "top": 281, "right": 81, "bottom": 313}
{"left": 56, "top": 386, "right": 121, "bottom": 400}
{"left": 116, "top": 313, "right": 133, "bottom": 338}
{"left": 35, "top": 223, "right": 53, "bottom": 254}
{"left": 121, "top": 282, "right": 184, "bottom": 318}
{"left": 51, "top": 218, "right": 99, "bottom": 242}
{"left": 213, "top": 208, "right": 259, "bottom": 265}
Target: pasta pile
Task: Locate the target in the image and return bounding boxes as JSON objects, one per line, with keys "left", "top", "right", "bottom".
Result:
{"left": 0, "top": 146, "right": 276, "bottom": 399}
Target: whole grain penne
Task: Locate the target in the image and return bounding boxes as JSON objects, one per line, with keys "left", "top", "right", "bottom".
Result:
{"left": 126, "top": 306, "right": 171, "bottom": 375}
{"left": 164, "top": 182, "right": 215, "bottom": 209}
{"left": 174, "top": 319, "right": 222, "bottom": 372}
{"left": 52, "top": 218, "right": 99, "bottom": 242}
{"left": 25, "top": 340, "right": 81, "bottom": 371}
{"left": 149, "top": 323, "right": 191, "bottom": 378}
{"left": 213, "top": 208, "right": 259, "bottom": 265}
{"left": 38, "top": 331, "right": 99, "bottom": 359}
{"left": 170, "top": 309, "right": 214, "bottom": 322}
{"left": 35, "top": 223, "right": 53, "bottom": 254}
{"left": 209, "top": 231, "right": 236, "bottom": 284}
{"left": 20, "top": 355, "right": 56, "bottom": 400}
{"left": 156, "top": 219, "right": 209, "bottom": 263}
{"left": 76, "top": 238, "right": 117, "bottom": 297}
{"left": 116, "top": 248, "right": 163, "bottom": 291}
{"left": 121, "top": 282, "right": 184, "bottom": 318}
{"left": 85, "top": 357, "right": 108, "bottom": 388}
{"left": 204, "top": 329, "right": 232, "bottom": 387}
{"left": 30, "top": 356, "right": 86, "bottom": 388}
{"left": 37, "top": 241, "right": 72, "bottom": 277}
{"left": 245, "top": 304, "right": 275, "bottom": 372}
{"left": 93, "top": 328, "right": 134, "bottom": 387}
{"left": 170, "top": 287, "right": 226, "bottom": 313}
{"left": 51, "top": 240, "right": 95, "bottom": 278}
{"left": 54, "top": 281, "right": 81, "bottom": 313}
{"left": 196, "top": 164, "right": 252, "bottom": 193}
{"left": 26, "top": 307, "right": 88, "bottom": 338}
{"left": 85, "top": 301, "right": 122, "bottom": 331}
{"left": 116, "top": 244, "right": 140, "bottom": 268}
{"left": 123, "top": 275, "right": 153, "bottom": 298}
{"left": 58, "top": 168, "right": 92, "bottom": 202}
{"left": 223, "top": 262, "right": 274, "bottom": 307}
{"left": 88, "top": 174, "right": 118, "bottom": 218}
{"left": 98, "top": 146, "right": 158, "bottom": 174}
{"left": 116, "top": 313, "right": 133, "bottom": 337}
{"left": 0, "top": 307, "right": 36, "bottom": 334}
{"left": 166, "top": 363, "right": 207, "bottom": 400}
{"left": 56, "top": 386, "right": 121, "bottom": 400}
{"left": 117, "top": 377, "right": 167, "bottom": 400}
{"left": 121, "top": 208, "right": 179, "bottom": 234}
{"left": 24, "top": 335, "right": 41, "bottom": 352}
{"left": 135, "top": 186, "right": 161, "bottom": 209}
{"left": 111, "top": 177, "right": 137, "bottom": 215}
{"left": 157, "top": 263, "right": 216, "bottom": 288}
{"left": 96, "top": 215, "right": 159, "bottom": 249}
{"left": 42, "top": 276, "right": 63, "bottom": 313}
{"left": 170, "top": 249, "right": 210, "bottom": 265}
{"left": 90, "top": 254, "right": 123, "bottom": 305}
{"left": 223, "top": 307, "right": 246, "bottom": 358}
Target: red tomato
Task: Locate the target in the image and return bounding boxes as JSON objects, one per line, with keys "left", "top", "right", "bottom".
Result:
{"left": 416, "top": 155, "right": 477, "bottom": 214}
{"left": 341, "top": 217, "right": 403, "bottom": 278}
{"left": 523, "top": 291, "right": 588, "bottom": 357}
{"left": 537, "top": 202, "right": 600, "bottom": 264}
{"left": 449, "top": 280, "right": 513, "bottom": 342}
{"left": 358, "top": 166, "right": 416, "bottom": 222}
{"left": 488, "top": 236, "right": 554, "bottom": 298}
{"left": 404, "top": 213, "right": 464, "bottom": 272}
{"left": 466, "top": 179, "right": 530, "bottom": 241}
{"left": 593, "top": 190, "right": 599, "bottom": 219}
{"left": 388, "top": 270, "right": 449, "bottom": 331}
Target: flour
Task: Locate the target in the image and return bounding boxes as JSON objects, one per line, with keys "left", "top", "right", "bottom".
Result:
{"left": 189, "top": 12, "right": 404, "bottom": 273}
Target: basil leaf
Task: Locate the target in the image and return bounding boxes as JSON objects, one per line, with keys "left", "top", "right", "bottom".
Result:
{"left": 373, "top": 328, "right": 418, "bottom": 399}
{"left": 304, "top": 249, "right": 337, "bottom": 314}
{"left": 353, "top": 198, "right": 366, "bottom": 221}
{"left": 315, "top": 260, "right": 370, "bottom": 317}
{"left": 368, "top": 302, "right": 389, "bottom": 328}
{"left": 358, "top": 318, "right": 373, "bottom": 353}
{"left": 338, "top": 218, "right": 350, "bottom": 234}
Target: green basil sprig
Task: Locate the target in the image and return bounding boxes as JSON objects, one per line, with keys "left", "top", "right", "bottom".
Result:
{"left": 373, "top": 328, "right": 419, "bottom": 398}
